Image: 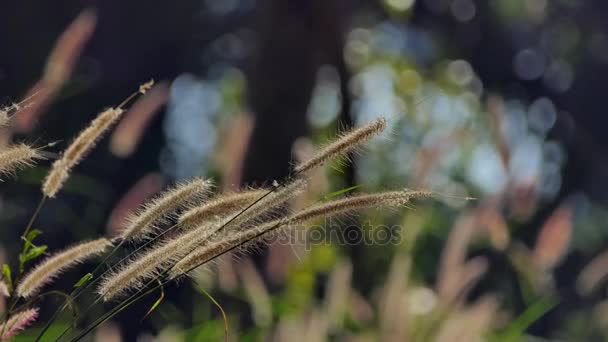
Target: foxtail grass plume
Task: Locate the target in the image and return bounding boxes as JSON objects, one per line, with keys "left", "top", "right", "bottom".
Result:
{"left": 179, "top": 189, "right": 268, "bottom": 229}
{"left": 577, "top": 249, "right": 608, "bottom": 296}
{"left": 238, "top": 259, "right": 272, "bottom": 326}
{"left": 42, "top": 82, "right": 154, "bottom": 198}
{"left": 119, "top": 178, "right": 213, "bottom": 241}
{"left": 170, "top": 189, "right": 430, "bottom": 278}
{"left": 0, "top": 144, "right": 43, "bottom": 177}
{"left": 436, "top": 213, "right": 477, "bottom": 302}
{"left": 532, "top": 204, "right": 573, "bottom": 269}
{"left": 0, "top": 307, "right": 39, "bottom": 341}
{"left": 98, "top": 220, "right": 223, "bottom": 301}
{"left": 13, "top": 10, "right": 96, "bottom": 133}
{"left": 42, "top": 107, "right": 124, "bottom": 198}
{"left": 99, "top": 179, "right": 306, "bottom": 300}
{"left": 294, "top": 118, "right": 386, "bottom": 174}
{"left": 224, "top": 178, "right": 307, "bottom": 229}
{"left": 43, "top": 10, "right": 97, "bottom": 86}
{"left": 287, "top": 189, "right": 432, "bottom": 224}
{"left": 16, "top": 238, "right": 111, "bottom": 298}
{"left": 445, "top": 256, "right": 488, "bottom": 306}
{"left": 139, "top": 80, "right": 155, "bottom": 94}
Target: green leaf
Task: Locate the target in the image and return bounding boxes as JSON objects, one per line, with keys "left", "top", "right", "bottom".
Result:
{"left": 141, "top": 284, "right": 164, "bottom": 321}
{"left": 23, "top": 229, "right": 43, "bottom": 253}
{"left": 323, "top": 184, "right": 362, "bottom": 200}
{"left": 2, "top": 264, "right": 12, "bottom": 288}
{"left": 26, "top": 229, "right": 43, "bottom": 242}
{"left": 73, "top": 273, "right": 93, "bottom": 288}
{"left": 198, "top": 286, "right": 229, "bottom": 342}
{"left": 496, "top": 296, "right": 558, "bottom": 341}
{"left": 22, "top": 245, "right": 47, "bottom": 264}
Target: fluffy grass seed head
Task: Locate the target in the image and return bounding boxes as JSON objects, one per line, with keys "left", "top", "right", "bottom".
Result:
{"left": 16, "top": 238, "right": 111, "bottom": 298}
{"left": 0, "top": 98, "right": 36, "bottom": 127}
{"left": 101, "top": 180, "right": 306, "bottom": 301}
{"left": 0, "top": 144, "right": 44, "bottom": 178}
{"left": 170, "top": 189, "right": 430, "bottom": 278}
{"left": 224, "top": 178, "right": 307, "bottom": 230}
{"left": 119, "top": 178, "right": 213, "bottom": 241}
{"left": 0, "top": 307, "right": 39, "bottom": 341}
{"left": 98, "top": 220, "right": 223, "bottom": 301}
{"left": 288, "top": 189, "right": 432, "bottom": 224}
{"left": 42, "top": 107, "right": 124, "bottom": 198}
{"left": 178, "top": 189, "right": 268, "bottom": 229}
{"left": 294, "top": 118, "right": 387, "bottom": 174}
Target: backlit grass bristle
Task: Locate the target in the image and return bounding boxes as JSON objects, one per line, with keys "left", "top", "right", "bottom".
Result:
{"left": 0, "top": 307, "right": 39, "bottom": 340}
{"left": 294, "top": 118, "right": 387, "bottom": 174}
{"left": 0, "top": 99, "right": 33, "bottom": 126}
{"left": 139, "top": 79, "right": 154, "bottom": 94}
{"left": 170, "top": 189, "right": 429, "bottom": 278}
{"left": 0, "top": 106, "right": 11, "bottom": 126}
{"left": 98, "top": 220, "right": 223, "bottom": 301}
{"left": 288, "top": 189, "right": 432, "bottom": 224}
{"left": 119, "top": 178, "right": 213, "bottom": 241}
{"left": 0, "top": 144, "right": 44, "bottom": 177}
{"left": 225, "top": 178, "right": 307, "bottom": 230}
{"left": 42, "top": 107, "right": 124, "bottom": 198}
{"left": 99, "top": 180, "right": 304, "bottom": 301}
{"left": 16, "top": 238, "right": 111, "bottom": 298}
{"left": 178, "top": 189, "right": 267, "bottom": 229}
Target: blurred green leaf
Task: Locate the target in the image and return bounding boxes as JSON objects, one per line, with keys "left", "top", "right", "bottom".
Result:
{"left": 2, "top": 264, "right": 12, "bottom": 288}
{"left": 141, "top": 284, "right": 164, "bottom": 321}
{"left": 73, "top": 273, "right": 93, "bottom": 288}
{"left": 323, "top": 184, "right": 362, "bottom": 200}
{"left": 495, "top": 296, "right": 559, "bottom": 341}
{"left": 198, "top": 287, "right": 228, "bottom": 342}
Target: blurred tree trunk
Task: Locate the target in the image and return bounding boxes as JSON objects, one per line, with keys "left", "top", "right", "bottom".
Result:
{"left": 241, "top": 0, "right": 353, "bottom": 290}
{"left": 242, "top": 0, "right": 351, "bottom": 185}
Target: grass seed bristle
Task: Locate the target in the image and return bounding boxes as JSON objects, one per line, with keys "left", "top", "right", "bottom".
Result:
{"left": 16, "top": 238, "right": 111, "bottom": 298}
{"left": 224, "top": 178, "right": 307, "bottom": 230}
{"left": 119, "top": 178, "right": 213, "bottom": 241}
{"left": 99, "top": 221, "right": 222, "bottom": 301}
{"left": 0, "top": 144, "right": 44, "bottom": 177}
{"left": 178, "top": 189, "right": 267, "bottom": 229}
{"left": 170, "top": 189, "right": 429, "bottom": 278}
{"left": 0, "top": 307, "right": 39, "bottom": 340}
{"left": 42, "top": 107, "right": 124, "bottom": 198}
{"left": 294, "top": 118, "right": 387, "bottom": 174}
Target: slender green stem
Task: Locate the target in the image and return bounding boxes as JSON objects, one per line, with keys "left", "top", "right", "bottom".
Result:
{"left": 64, "top": 217, "right": 283, "bottom": 342}
{"left": 67, "top": 285, "right": 158, "bottom": 342}
{"left": 21, "top": 196, "right": 47, "bottom": 244}
{"left": 61, "top": 178, "right": 291, "bottom": 341}
{"left": 0, "top": 195, "right": 47, "bottom": 338}
{"left": 54, "top": 117, "right": 370, "bottom": 341}
{"left": 42, "top": 224, "right": 180, "bottom": 341}
{"left": 33, "top": 239, "right": 127, "bottom": 342}
{"left": 199, "top": 286, "right": 228, "bottom": 342}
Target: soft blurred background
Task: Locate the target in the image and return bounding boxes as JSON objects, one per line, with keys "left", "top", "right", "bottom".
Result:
{"left": 2, "top": 0, "right": 608, "bottom": 341}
